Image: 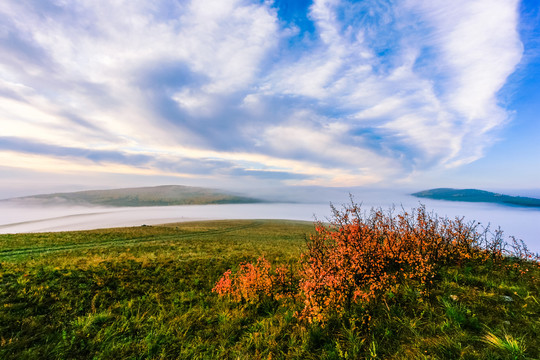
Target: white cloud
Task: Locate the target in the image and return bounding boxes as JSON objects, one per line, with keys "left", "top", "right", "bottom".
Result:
{"left": 178, "top": 0, "right": 278, "bottom": 94}
{"left": 0, "top": 0, "right": 524, "bottom": 188}
{"left": 261, "top": 0, "right": 522, "bottom": 172}
{"left": 401, "top": 0, "right": 523, "bottom": 165}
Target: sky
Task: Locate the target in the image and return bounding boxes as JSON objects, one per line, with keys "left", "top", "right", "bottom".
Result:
{"left": 1, "top": 0, "right": 539, "bottom": 199}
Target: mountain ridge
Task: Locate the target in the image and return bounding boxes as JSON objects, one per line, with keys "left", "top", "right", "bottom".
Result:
{"left": 2, "top": 185, "right": 263, "bottom": 207}
{"left": 412, "top": 188, "right": 540, "bottom": 208}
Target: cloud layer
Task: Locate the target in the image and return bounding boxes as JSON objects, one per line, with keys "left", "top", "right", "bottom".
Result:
{"left": 0, "top": 0, "right": 523, "bottom": 187}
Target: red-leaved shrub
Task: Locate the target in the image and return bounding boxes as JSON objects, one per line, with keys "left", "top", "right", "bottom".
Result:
{"left": 213, "top": 202, "right": 536, "bottom": 324}
{"left": 212, "top": 256, "right": 297, "bottom": 303}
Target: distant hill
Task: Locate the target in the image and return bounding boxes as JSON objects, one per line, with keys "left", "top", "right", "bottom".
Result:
{"left": 4, "top": 185, "right": 263, "bottom": 207}
{"left": 412, "top": 188, "right": 540, "bottom": 208}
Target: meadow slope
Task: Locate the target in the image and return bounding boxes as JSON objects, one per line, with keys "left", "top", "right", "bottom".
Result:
{"left": 0, "top": 219, "right": 538, "bottom": 359}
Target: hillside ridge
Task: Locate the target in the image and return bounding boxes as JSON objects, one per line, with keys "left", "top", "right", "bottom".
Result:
{"left": 412, "top": 188, "right": 540, "bottom": 208}
{"left": 3, "top": 185, "right": 262, "bottom": 207}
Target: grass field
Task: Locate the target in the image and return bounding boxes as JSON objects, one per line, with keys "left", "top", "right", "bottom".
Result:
{"left": 0, "top": 219, "right": 539, "bottom": 359}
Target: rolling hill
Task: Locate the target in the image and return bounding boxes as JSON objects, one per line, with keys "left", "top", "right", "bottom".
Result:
{"left": 4, "top": 185, "right": 263, "bottom": 207}
{"left": 412, "top": 188, "right": 540, "bottom": 208}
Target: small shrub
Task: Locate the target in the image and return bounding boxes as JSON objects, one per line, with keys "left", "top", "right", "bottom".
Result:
{"left": 212, "top": 256, "right": 297, "bottom": 303}
{"left": 213, "top": 201, "right": 538, "bottom": 325}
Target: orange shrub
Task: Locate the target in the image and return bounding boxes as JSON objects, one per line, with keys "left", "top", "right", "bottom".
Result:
{"left": 213, "top": 202, "right": 537, "bottom": 325}
{"left": 212, "top": 256, "right": 297, "bottom": 303}
{"left": 297, "top": 204, "right": 488, "bottom": 323}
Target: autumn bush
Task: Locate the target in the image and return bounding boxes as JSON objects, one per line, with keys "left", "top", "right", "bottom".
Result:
{"left": 212, "top": 256, "right": 298, "bottom": 303}
{"left": 213, "top": 202, "right": 537, "bottom": 325}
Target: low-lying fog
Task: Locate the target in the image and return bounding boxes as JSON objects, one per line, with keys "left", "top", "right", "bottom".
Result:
{"left": 1, "top": 189, "right": 539, "bottom": 253}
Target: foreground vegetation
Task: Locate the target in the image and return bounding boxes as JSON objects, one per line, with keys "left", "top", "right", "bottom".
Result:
{"left": 0, "top": 212, "right": 539, "bottom": 359}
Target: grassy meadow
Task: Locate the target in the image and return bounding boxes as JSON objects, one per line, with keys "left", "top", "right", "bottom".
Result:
{"left": 0, "top": 218, "right": 539, "bottom": 359}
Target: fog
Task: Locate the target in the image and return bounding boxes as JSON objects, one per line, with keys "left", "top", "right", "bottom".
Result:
{"left": 1, "top": 189, "right": 538, "bottom": 253}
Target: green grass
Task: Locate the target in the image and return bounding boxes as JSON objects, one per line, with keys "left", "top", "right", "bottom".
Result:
{"left": 1, "top": 220, "right": 538, "bottom": 359}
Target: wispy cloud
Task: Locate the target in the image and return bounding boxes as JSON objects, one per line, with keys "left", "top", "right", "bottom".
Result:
{"left": 0, "top": 0, "right": 524, "bottom": 188}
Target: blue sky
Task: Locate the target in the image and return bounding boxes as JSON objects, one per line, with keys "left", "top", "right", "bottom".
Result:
{"left": 0, "top": 0, "right": 539, "bottom": 198}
